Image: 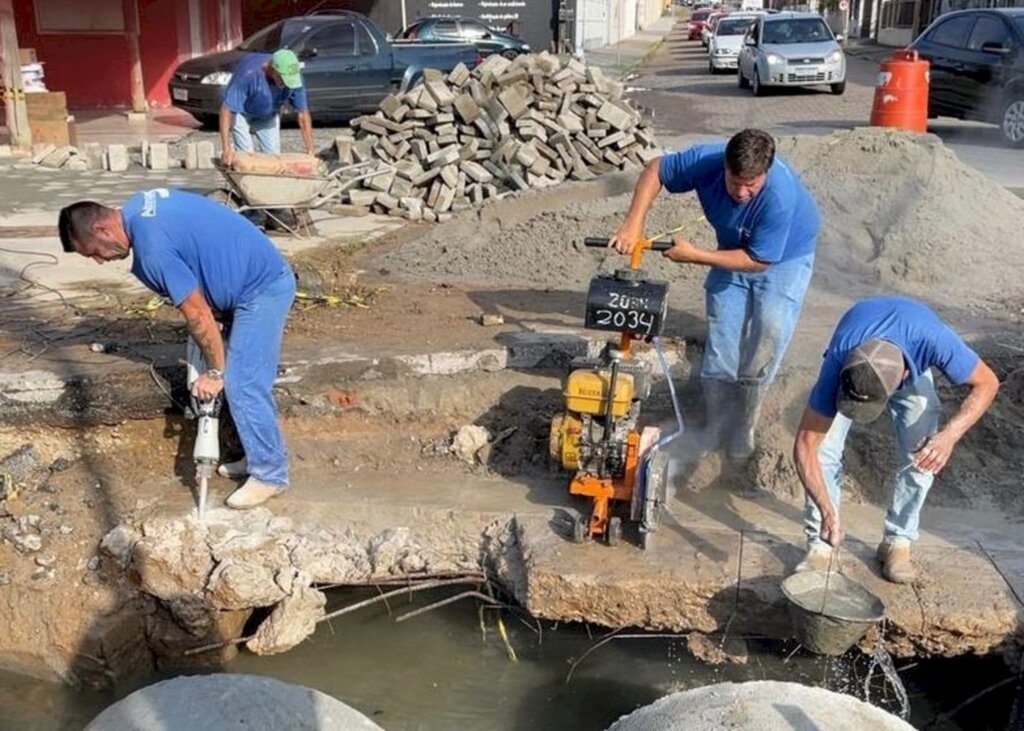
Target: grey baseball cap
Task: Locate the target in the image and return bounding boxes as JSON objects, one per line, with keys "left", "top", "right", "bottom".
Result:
{"left": 836, "top": 338, "right": 906, "bottom": 423}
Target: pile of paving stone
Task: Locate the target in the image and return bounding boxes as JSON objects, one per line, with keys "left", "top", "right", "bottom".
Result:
{"left": 335, "top": 52, "right": 661, "bottom": 222}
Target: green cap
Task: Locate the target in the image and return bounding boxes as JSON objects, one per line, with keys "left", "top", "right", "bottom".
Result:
{"left": 271, "top": 49, "right": 302, "bottom": 89}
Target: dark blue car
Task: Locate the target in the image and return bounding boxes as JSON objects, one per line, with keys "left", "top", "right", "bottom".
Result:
{"left": 909, "top": 8, "right": 1024, "bottom": 146}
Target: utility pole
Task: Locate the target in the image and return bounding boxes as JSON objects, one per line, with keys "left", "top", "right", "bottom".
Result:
{"left": 0, "top": 0, "right": 30, "bottom": 149}
{"left": 123, "top": 0, "right": 146, "bottom": 115}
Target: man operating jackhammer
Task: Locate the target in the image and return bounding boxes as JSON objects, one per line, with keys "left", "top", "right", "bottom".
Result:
{"left": 58, "top": 188, "right": 296, "bottom": 510}
{"left": 793, "top": 296, "right": 999, "bottom": 583}
{"left": 610, "top": 128, "right": 820, "bottom": 461}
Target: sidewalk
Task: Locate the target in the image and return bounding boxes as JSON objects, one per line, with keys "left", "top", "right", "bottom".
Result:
{"left": 583, "top": 14, "right": 680, "bottom": 78}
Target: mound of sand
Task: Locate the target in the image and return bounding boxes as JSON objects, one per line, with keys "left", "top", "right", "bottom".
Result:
{"left": 376, "top": 128, "right": 1024, "bottom": 309}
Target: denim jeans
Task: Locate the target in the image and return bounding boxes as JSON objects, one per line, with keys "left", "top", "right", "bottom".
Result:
{"left": 231, "top": 113, "right": 281, "bottom": 154}
{"left": 804, "top": 369, "right": 941, "bottom": 547}
{"left": 224, "top": 267, "right": 295, "bottom": 487}
{"left": 701, "top": 253, "right": 814, "bottom": 387}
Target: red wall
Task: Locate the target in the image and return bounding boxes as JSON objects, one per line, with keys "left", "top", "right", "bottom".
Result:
{"left": 13, "top": 0, "right": 242, "bottom": 109}
{"left": 13, "top": 0, "right": 132, "bottom": 108}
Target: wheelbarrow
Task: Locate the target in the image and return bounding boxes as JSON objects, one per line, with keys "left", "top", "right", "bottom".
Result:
{"left": 210, "top": 159, "right": 393, "bottom": 237}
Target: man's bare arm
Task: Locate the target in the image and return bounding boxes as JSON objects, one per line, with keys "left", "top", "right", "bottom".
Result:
{"left": 914, "top": 360, "right": 999, "bottom": 473}
{"left": 609, "top": 158, "right": 664, "bottom": 254}
{"left": 178, "top": 289, "right": 225, "bottom": 371}
{"left": 297, "top": 111, "right": 315, "bottom": 156}
{"left": 793, "top": 406, "right": 844, "bottom": 546}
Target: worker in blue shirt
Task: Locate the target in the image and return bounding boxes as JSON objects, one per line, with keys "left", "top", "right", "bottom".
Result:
{"left": 219, "top": 48, "right": 315, "bottom": 166}
{"left": 611, "top": 128, "right": 820, "bottom": 462}
{"left": 57, "top": 189, "right": 297, "bottom": 510}
{"left": 793, "top": 296, "right": 998, "bottom": 582}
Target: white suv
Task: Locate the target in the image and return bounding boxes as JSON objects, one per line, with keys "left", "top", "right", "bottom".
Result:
{"left": 708, "top": 13, "right": 762, "bottom": 74}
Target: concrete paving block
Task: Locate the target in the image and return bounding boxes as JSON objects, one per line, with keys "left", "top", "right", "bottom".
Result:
{"left": 393, "top": 140, "right": 411, "bottom": 161}
{"left": 105, "top": 144, "right": 130, "bottom": 172}
{"left": 435, "top": 183, "right": 456, "bottom": 213}
{"left": 425, "top": 79, "right": 456, "bottom": 108}
{"left": 412, "top": 167, "right": 440, "bottom": 187}
{"left": 40, "top": 145, "right": 74, "bottom": 169}
{"left": 514, "top": 143, "right": 539, "bottom": 168}
{"left": 83, "top": 142, "right": 104, "bottom": 170}
{"left": 347, "top": 189, "right": 378, "bottom": 207}
{"left": 458, "top": 139, "right": 479, "bottom": 162}
{"left": 196, "top": 141, "right": 215, "bottom": 169}
{"left": 447, "top": 62, "right": 471, "bottom": 87}
{"left": 597, "top": 101, "right": 636, "bottom": 132}
{"left": 147, "top": 143, "right": 170, "bottom": 171}
{"left": 334, "top": 135, "right": 355, "bottom": 165}
{"left": 375, "top": 192, "right": 399, "bottom": 211}
{"left": 426, "top": 180, "right": 443, "bottom": 209}
{"left": 459, "top": 160, "right": 493, "bottom": 184}
{"left": 367, "top": 171, "right": 395, "bottom": 193}
{"left": 389, "top": 176, "right": 414, "bottom": 198}
{"left": 497, "top": 86, "right": 530, "bottom": 120}
{"left": 423, "top": 208, "right": 438, "bottom": 223}
{"left": 183, "top": 143, "right": 199, "bottom": 170}
{"left": 476, "top": 53, "right": 511, "bottom": 78}
{"left": 598, "top": 131, "right": 628, "bottom": 149}
{"left": 426, "top": 145, "right": 460, "bottom": 168}
{"left": 379, "top": 93, "right": 403, "bottom": 119}
{"left": 496, "top": 68, "right": 528, "bottom": 87}
{"left": 31, "top": 144, "right": 57, "bottom": 165}
{"left": 65, "top": 158, "right": 89, "bottom": 172}
{"left": 439, "top": 164, "right": 459, "bottom": 189}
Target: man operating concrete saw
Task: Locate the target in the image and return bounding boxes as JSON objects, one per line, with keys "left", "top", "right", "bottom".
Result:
{"left": 611, "top": 128, "right": 820, "bottom": 461}
{"left": 58, "top": 188, "right": 295, "bottom": 510}
{"left": 793, "top": 296, "right": 998, "bottom": 583}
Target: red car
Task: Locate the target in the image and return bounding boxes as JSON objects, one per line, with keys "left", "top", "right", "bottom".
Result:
{"left": 688, "top": 8, "right": 715, "bottom": 40}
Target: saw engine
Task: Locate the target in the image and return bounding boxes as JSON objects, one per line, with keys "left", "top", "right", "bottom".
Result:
{"left": 550, "top": 236, "right": 674, "bottom": 548}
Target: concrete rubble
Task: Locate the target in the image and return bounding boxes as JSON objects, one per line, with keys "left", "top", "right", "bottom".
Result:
{"left": 343, "top": 52, "right": 661, "bottom": 221}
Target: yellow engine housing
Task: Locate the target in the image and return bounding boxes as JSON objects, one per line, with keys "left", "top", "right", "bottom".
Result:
{"left": 564, "top": 370, "right": 635, "bottom": 418}
{"left": 549, "top": 412, "right": 583, "bottom": 471}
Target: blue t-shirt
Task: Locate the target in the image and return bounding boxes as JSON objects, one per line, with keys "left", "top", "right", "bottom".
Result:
{"left": 223, "top": 53, "right": 308, "bottom": 121}
{"left": 125, "top": 189, "right": 288, "bottom": 312}
{"left": 658, "top": 142, "right": 820, "bottom": 264}
{"left": 808, "top": 297, "right": 980, "bottom": 418}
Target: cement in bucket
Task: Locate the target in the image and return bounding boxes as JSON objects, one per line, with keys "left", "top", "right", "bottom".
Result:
{"left": 781, "top": 571, "right": 885, "bottom": 656}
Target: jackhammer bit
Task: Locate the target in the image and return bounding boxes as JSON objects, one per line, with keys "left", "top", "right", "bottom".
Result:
{"left": 192, "top": 395, "right": 221, "bottom": 522}
{"left": 186, "top": 336, "right": 221, "bottom": 522}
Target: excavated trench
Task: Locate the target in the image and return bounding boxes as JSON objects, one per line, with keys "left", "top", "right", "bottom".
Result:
{"left": 2, "top": 345, "right": 1023, "bottom": 693}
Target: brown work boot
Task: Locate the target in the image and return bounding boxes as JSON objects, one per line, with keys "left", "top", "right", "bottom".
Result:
{"left": 794, "top": 543, "right": 833, "bottom": 573}
{"left": 877, "top": 541, "right": 916, "bottom": 584}
{"left": 226, "top": 477, "right": 285, "bottom": 510}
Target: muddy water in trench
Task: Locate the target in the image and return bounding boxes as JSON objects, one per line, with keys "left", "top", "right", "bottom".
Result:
{"left": 2, "top": 586, "right": 1017, "bottom": 731}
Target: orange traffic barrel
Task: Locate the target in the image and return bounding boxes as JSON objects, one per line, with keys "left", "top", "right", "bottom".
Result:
{"left": 869, "top": 49, "right": 930, "bottom": 133}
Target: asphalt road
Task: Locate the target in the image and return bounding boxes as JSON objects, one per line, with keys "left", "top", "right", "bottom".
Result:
{"left": 625, "top": 19, "right": 1024, "bottom": 193}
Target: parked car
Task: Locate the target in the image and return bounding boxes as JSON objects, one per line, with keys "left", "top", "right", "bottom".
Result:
{"left": 737, "top": 12, "right": 846, "bottom": 96}
{"left": 396, "top": 16, "right": 530, "bottom": 59}
{"left": 688, "top": 8, "right": 715, "bottom": 41}
{"left": 169, "top": 10, "right": 480, "bottom": 126}
{"left": 708, "top": 14, "right": 762, "bottom": 73}
{"left": 701, "top": 11, "right": 730, "bottom": 47}
{"left": 908, "top": 8, "right": 1024, "bottom": 146}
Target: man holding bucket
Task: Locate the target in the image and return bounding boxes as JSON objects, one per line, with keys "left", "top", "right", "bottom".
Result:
{"left": 793, "top": 296, "right": 998, "bottom": 583}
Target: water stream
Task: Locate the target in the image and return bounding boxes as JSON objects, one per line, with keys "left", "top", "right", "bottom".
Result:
{"left": 0, "top": 586, "right": 1018, "bottom": 731}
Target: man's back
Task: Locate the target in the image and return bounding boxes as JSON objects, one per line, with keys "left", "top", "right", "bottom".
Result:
{"left": 125, "top": 189, "right": 287, "bottom": 312}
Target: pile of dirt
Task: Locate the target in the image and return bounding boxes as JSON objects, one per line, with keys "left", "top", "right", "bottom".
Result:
{"left": 376, "top": 128, "right": 1024, "bottom": 309}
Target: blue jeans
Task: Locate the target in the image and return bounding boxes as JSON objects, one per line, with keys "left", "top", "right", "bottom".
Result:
{"left": 231, "top": 113, "right": 281, "bottom": 154}
{"left": 701, "top": 253, "right": 814, "bottom": 386}
{"left": 804, "top": 370, "right": 941, "bottom": 547}
{"left": 225, "top": 267, "right": 295, "bottom": 487}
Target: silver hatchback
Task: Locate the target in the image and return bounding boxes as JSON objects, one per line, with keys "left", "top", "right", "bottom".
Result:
{"left": 737, "top": 12, "right": 846, "bottom": 96}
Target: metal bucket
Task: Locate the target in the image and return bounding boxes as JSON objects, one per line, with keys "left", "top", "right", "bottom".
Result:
{"left": 781, "top": 571, "right": 885, "bottom": 656}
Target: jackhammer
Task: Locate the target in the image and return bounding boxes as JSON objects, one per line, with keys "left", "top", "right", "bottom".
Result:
{"left": 186, "top": 337, "right": 222, "bottom": 521}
